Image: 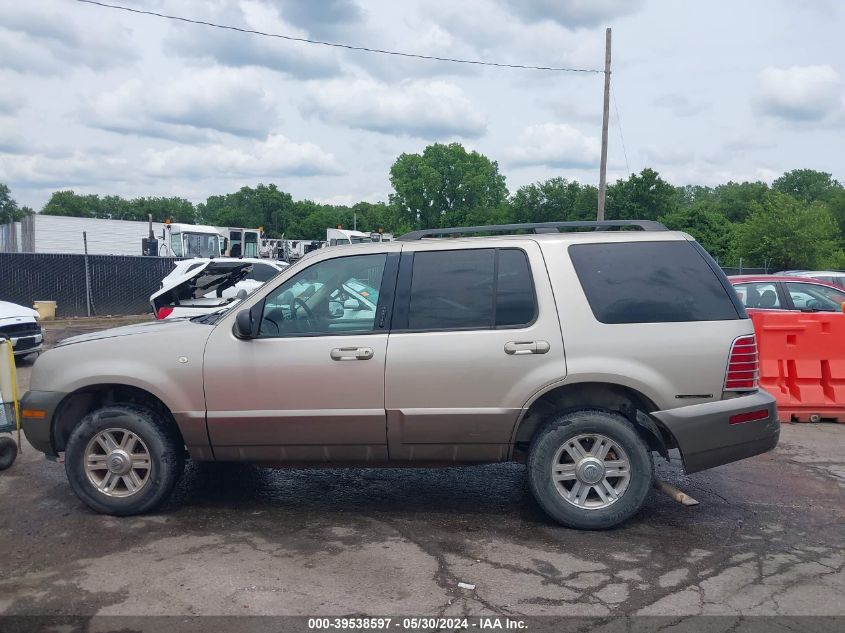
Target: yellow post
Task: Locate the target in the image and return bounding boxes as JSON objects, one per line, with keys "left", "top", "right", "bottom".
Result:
{"left": 0, "top": 340, "right": 21, "bottom": 451}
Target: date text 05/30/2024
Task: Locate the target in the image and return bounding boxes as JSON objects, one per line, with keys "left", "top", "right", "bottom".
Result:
{"left": 307, "top": 617, "right": 528, "bottom": 630}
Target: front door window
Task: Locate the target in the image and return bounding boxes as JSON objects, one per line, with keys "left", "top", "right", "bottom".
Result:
{"left": 259, "top": 254, "right": 386, "bottom": 337}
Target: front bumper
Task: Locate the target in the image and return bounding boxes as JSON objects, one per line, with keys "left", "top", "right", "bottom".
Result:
{"left": 19, "top": 390, "right": 66, "bottom": 457}
{"left": 652, "top": 390, "right": 779, "bottom": 474}
{"left": 11, "top": 331, "right": 43, "bottom": 356}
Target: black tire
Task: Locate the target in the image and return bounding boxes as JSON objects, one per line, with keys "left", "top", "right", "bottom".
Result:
{"left": 0, "top": 436, "right": 17, "bottom": 471}
{"left": 528, "top": 409, "right": 653, "bottom": 530}
{"left": 64, "top": 404, "right": 185, "bottom": 516}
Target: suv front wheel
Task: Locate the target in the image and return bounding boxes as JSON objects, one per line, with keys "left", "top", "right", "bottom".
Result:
{"left": 528, "top": 409, "right": 653, "bottom": 529}
{"left": 65, "top": 404, "right": 185, "bottom": 516}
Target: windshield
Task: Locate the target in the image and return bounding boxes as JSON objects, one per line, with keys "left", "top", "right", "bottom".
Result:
{"left": 183, "top": 233, "right": 221, "bottom": 258}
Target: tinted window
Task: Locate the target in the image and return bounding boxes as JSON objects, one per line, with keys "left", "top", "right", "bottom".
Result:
{"left": 570, "top": 241, "right": 739, "bottom": 324}
{"left": 734, "top": 282, "right": 781, "bottom": 309}
{"left": 409, "top": 250, "right": 495, "bottom": 330}
{"left": 496, "top": 249, "right": 536, "bottom": 326}
{"left": 248, "top": 263, "right": 280, "bottom": 282}
{"left": 407, "top": 249, "right": 536, "bottom": 330}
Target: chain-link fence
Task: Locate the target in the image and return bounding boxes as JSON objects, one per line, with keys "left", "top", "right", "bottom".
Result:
{"left": 0, "top": 253, "right": 179, "bottom": 317}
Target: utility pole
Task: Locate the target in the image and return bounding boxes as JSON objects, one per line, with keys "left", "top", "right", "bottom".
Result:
{"left": 597, "top": 27, "right": 612, "bottom": 221}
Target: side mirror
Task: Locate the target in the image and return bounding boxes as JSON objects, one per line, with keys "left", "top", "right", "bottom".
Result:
{"left": 841, "top": 302, "right": 845, "bottom": 313}
{"left": 329, "top": 300, "right": 344, "bottom": 318}
{"left": 233, "top": 302, "right": 263, "bottom": 339}
{"left": 344, "top": 298, "right": 362, "bottom": 311}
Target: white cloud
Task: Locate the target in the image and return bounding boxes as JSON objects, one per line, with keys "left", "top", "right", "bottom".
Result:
{"left": 166, "top": 1, "right": 341, "bottom": 79}
{"left": 497, "top": 0, "right": 645, "bottom": 28}
{"left": 652, "top": 93, "right": 708, "bottom": 118}
{"left": 0, "top": 0, "right": 137, "bottom": 73}
{"left": 302, "top": 79, "right": 488, "bottom": 139}
{"left": 142, "top": 134, "right": 343, "bottom": 179}
{"left": 640, "top": 146, "right": 695, "bottom": 167}
{"left": 86, "top": 68, "right": 279, "bottom": 140}
{"left": 755, "top": 65, "right": 843, "bottom": 122}
{"left": 0, "top": 151, "right": 131, "bottom": 188}
{"left": 506, "top": 123, "right": 600, "bottom": 168}
{"left": 0, "top": 93, "right": 22, "bottom": 117}
{"left": 275, "top": 0, "right": 364, "bottom": 38}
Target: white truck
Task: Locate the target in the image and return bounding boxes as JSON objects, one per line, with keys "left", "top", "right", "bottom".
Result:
{"left": 326, "top": 228, "right": 393, "bottom": 246}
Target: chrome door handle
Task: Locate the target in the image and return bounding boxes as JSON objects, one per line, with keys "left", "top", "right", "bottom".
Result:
{"left": 504, "top": 340, "right": 550, "bottom": 355}
{"left": 330, "top": 347, "right": 374, "bottom": 361}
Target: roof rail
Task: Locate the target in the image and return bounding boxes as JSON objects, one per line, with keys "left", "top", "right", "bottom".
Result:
{"left": 397, "top": 220, "right": 668, "bottom": 241}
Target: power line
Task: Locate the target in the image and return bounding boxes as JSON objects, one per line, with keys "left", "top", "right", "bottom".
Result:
{"left": 611, "top": 83, "right": 631, "bottom": 175}
{"left": 73, "top": 0, "right": 604, "bottom": 73}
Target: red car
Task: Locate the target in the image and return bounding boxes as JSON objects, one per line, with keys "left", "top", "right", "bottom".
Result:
{"left": 729, "top": 275, "right": 845, "bottom": 312}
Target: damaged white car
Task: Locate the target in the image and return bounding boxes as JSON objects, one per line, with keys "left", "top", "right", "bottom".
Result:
{"left": 0, "top": 300, "right": 44, "bottom": 357}
{"left": 150, "top": 258, "right": 288, "bottom": 319}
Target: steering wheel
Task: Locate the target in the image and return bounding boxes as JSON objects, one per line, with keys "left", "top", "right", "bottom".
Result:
{"left": 291, "top": 297, "right": 316, "bottom": 329}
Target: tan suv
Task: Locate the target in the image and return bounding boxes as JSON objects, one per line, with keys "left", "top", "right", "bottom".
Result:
{"left": 20, "top": 221, "right": 778, "bottom": 529}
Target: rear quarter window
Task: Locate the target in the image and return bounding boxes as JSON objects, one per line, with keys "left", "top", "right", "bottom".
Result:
{"left": 569, "top": 241, "right": 740, "bottom": 324}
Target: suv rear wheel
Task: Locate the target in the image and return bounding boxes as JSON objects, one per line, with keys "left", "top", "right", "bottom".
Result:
{"left": 528, "top": 409, "right": 653, "bottom": 529}
{"left": 65, "top": 404, "right": 185, "bottom": 516}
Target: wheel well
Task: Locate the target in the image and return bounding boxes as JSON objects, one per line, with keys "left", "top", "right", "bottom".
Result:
{"left": 512, "top": 382, "right": 676, "bottom": 461}
{"left": 52, "top": 384, "right": 184, "bottom": 453}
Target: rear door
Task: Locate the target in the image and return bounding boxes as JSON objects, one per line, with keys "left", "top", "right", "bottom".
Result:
{"left": 384, "top": 242, "right": 566, "bottom": 462}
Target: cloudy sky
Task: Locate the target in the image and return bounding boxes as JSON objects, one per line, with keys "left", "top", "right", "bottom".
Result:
{"left": 1, "top": 0, "right": 844, "bottom": 210}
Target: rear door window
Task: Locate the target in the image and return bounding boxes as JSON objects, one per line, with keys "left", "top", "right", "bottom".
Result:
{"left": 405, "top": 248, "right": 536, "bottom": 331}
{"left": 734, "top": 282, "right": 782, "bottom": 309}
{"left": 570, "top": 241, "right": 740, "bottom": 324}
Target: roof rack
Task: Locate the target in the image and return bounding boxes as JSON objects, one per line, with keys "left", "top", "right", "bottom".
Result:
{"left": 397, "top": 220, "right": 668, "bottom": 241}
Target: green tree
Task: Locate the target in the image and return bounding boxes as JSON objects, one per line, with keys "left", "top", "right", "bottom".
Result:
{"left": 350, "top": 201, "right": 410, "bottom": 236}
{"left": 605, "top": 168, "right": 679, "bottom": 220}
{"left": 389, "top": 143, "right": 508, "bottom": 230}
{"left": 198, "top": 184, "right": 296, "bottom": 237}
{"left": 773, "top": 169, "right": 841, "bottom": 204}
{"left": 510, "top": 178, "right": 597, "bottom": 224}
{"left": 42, "top": 190, "right": 102, "bottom": 217}
{"left": 731, "top": 191, "right": 839, "bottom": 270}
{"left": 128, "top": 197, "right": 196, "bottom": 223}
{"left": 659, "top": 205, "right": 735, "bottom": 262}
{"left": 287, "top": 201, "right": 354, "bottom": 240}
{"left": 709, "top": 181, "right": 770, "bottom": 223}
{"left": 0, "top": 184, "right": 24, "bottom": 224}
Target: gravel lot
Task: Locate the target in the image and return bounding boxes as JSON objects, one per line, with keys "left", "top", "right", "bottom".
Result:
{"left": 1, "top": 326, "right": 844, "bottom": 621}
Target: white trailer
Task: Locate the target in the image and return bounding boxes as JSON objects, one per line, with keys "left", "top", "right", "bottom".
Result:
{"left": 12, "top": 214, "right": 167, "bottom": 256}
{"left": 1, "top": 215, "right": 263, "bottom": 258}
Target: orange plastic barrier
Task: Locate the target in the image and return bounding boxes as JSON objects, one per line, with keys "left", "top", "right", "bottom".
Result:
{"left": 750, "top": 311, "right": 845, "bottom": 423}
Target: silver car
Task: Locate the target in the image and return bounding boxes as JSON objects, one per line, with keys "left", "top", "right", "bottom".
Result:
{"left": 20, "top": 221, "right": 778, "bottom": 529}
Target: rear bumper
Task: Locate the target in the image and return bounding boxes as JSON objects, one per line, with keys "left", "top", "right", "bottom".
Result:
{"left": 652, "top": 390, "right": 779, "bottom": 474}
{"left": 19, "top": 390, "right": 66, "bottom": 457}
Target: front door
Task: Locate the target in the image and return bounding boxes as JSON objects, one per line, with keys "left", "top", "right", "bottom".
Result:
{"left": 203, "top": 251, "right": 398, "bottom": 462}
{"left": 384, "top": 243, "right": 566, "bottom": 462}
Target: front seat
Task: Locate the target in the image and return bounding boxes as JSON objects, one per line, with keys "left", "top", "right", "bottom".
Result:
{"left": 745, "top": 286, "right": 761, "bottom": 308}
{"left": 758, "top": 289, "right": 778, "bottom": 308}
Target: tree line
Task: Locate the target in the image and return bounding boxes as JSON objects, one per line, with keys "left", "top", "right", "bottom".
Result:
{"left": 3, "top": 142, "right": 844, "bottom": 270}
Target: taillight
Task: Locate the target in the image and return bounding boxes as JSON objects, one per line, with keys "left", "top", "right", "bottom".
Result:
{"left": 156, "top": 306, "right": 174, "bottom": 320}
{"left": 724, "top": 335, "right": 758, "bottom": 392}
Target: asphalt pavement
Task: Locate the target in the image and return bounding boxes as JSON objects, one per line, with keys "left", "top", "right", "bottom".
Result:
{"left": 1, "top": 342, "right": 844, "bottom": 620}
